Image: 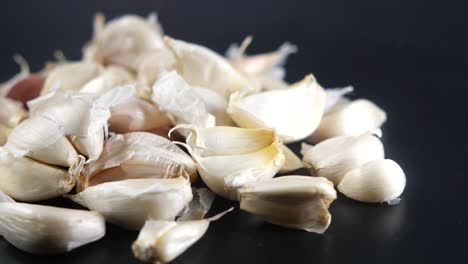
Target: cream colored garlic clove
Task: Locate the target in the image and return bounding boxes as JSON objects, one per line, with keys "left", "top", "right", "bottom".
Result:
{"left": 0, "top": 97, "right": 27, "bottom": 128}
{"left": 80, "top": 66, "right": 135, "bottom": 95}
{"left": 132, "top": 208, "right": 232, "bottom": 264}
{"left": 67, "top": 177, "right": 193, "bottom": 230}
{"left": 239, "top": 176, "right": 336, "bottom": 233}
{"left": 324, "top": 86, "right": 354, "bottom": 112}
{"left": 308, "top": 99, "right": 387, "bottom": 143}
{"left": 279, "top": 145, "right": 307, "bottom": 173}
{"left": 191, "top": 86, "right": 235, "bottom": 126}
{"left": 0, "top": 191, "right": 105, "bottom": 254}
{"left": 338, "top": 159, "right": 406, "bottom": 203}
{"left": 0, "top": 124, "right": 11, "bottom": 146}
{"left": 228, "top": 75, "right": 327, "bottom": 143}
{"left": 255, "top": 73, "right": 290, "bottom": 91}
{"left": 41, "top": 61, "right": 102, "bottom": 94}
{"left": 164, "top": 37, "right": 260, "bottom": 98}
{"left": 137, "top": 49, "right": 179, "bottom": 87}
{"left": 78, "top": 132, "right": 197, "bottom": 191}
{"left": 301, "top": 133, "right": 384, "bottom": 185}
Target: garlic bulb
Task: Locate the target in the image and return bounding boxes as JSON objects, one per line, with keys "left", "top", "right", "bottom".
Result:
{"left": 192, "top": 86, "right": 235, "bottom": 126}
{"left": 132, "top": 208, "right": 232, "bottom": 264}
{"left": 41, "top": 61, "right": 102, "bottom": 94}
{"left": 67, "top": 177, "right": 193, "bottom": 230}
{"left": 137, "top": 49, "right": 178, "bottom": 87}
{"left": 228, "top": 75, "right": 327, "bottom": 143}
{"left": 165, "top": 37, "right": 260, "bottom": 98}
{"left": 0, "top": 191, "right": 105, "bottom": 254}
{"left": 239, "top": 176, "right": 336, "bottom": 233}
{"left": 279, "top": 145, "right": 306, "bottom": 173}
{"left": 83, "top": 14, "right": 166, "bottom": 72}
{"left": 338, "top": 159, "right": 406, "bottom": 203}
{"left": 77, "top": 132, "right": 197, "bottom": 191}
{"left": 309, "top": 99, "right": 387, "bottom": 143}
{"left": 0, "top": 97, "right": 27, "bottom": 128}
{"left": 301, "top": 133, "right": 384, "bottom": 185}
{"left": 80, "top": 66, "right": 135, "bottom": 95}
{"left": 0, "top": 147, "right": 78, "bottom": 202}
{"left": 324, "top": 86, "right": 353, "bottom": 112}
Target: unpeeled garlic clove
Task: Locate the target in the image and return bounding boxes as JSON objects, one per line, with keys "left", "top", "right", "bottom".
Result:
{"left": 0, "top": 97, "right": 27, "bottom": 128}
{"left": 338, "top": 159, "right": 406, "bottom": 203}
{"left": 279, "top": 145, "right": 306, "bottom": 173}
{"left": 227, "top": 75, "right": 327, "bottom": 143}
{"left": 301, "top": 133, "right": 385, "bottom": 185}
{"left": 137, "top": 49, "right": 179, "bottom": 87}
{"left": 0, "top": 191, "right": 105, "bottom": 254}
{"left": 132, "top": 208, "right": 233, "bottom": 264}
{"left": 80, "top": 66, "right": 135, "bottom": 95}
{"left": 0, "top": 124, "right": 11, "bottom": 146}
{"left": 67, "top": 177, "right": 193, "bottom": 230}
{"left": 239, "top": 176, "right": 336, "bottom": 233}
{"left": 77, "top": 132, "right": 197, "bottom": 191}
{"left": 308, "top": 99, "right": 387, "bottom": 143}
{"left": 324, "top": 86, "right": 354, "bottom": 112}
{"left": 164, "top": 37, "right": 260, "bottom": 98}
{"left": 191, "top": 86, "right": 235, "bottom": 126}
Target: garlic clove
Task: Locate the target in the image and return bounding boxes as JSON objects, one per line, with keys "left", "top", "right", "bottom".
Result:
{"left": 279, "top": 145, "right": 306, "bottom": 173}
{"left": 0, "top": 147, "right": 77, "bottom": 202}
{"left": 0, "top": 97, "right": 27, "bottom": 128}
{"left": 191, "top": 86, "right": 235, "bottom": 126}
{"left": 67, "top": 177, "right": 193, "bottom": 230}
{"left": 308, "top": 99, "right": 387, "bottom": 143}
{"left": 132, "top": 208, "right": 232, "bottom": 264}
{"left": 338, "top": 159, "right": 406, "bottom": 203}
{"left": 239, "top": 176, "right": 336, "bottom": 233}
{"left": 78, "top": 132, "right": 197, "bottom": 191}
{"left": 41, "top": 61, "right": 102, "bottom": 94}
{"left": 0, "top": 191, "right": 106, "bottom": 254}
{"left": 0, "top": 54, "right": 31, "bottom": 97}
{"left": 5, "top": 74, "right": 45, "bottom": 105}
{"left": 164, "top": 37, "right": 260, "bottom": 98}
{"left": 0, "top": 124, "right": 11, "bottom": 146}
{"left": 227, "top": 75, "right": 327, "bottom": 143}
{"left": 80, "top": 66, "right": 135, "bottom": 95}
{"left": 324, "top": 86, "right": 354, "bottom": 112}
{"left": 255, "top": 73, "right": 290, "bottom": 91}
{"left": 301, "top": 133, "right": 385, "bottom": 185}
{"left": 137, "top": 49, "right": 178, "bottom": 87}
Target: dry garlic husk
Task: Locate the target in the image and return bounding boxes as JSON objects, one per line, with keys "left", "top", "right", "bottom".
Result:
{"left": 151, "top": 71, "right": 215, "bottom": 129}
{"left": 239, "top": 176, "right": 336, "bottom": 233}
{"left": 41, "top": 61, "right": 102, "bottom": 94}
{"left": 338, "top": 159, "right": 406, "bottom": 203}
{"left": 164, "top": 37, "right": 260, "bottom": 98}
{"left": 83, "top": 14, "right": 166, "bottom": 71}
{"left": 0, "top": 97, "right": 27, "bottom": 128}
{"left": 109, "top": 96, "right": 172, "bottom": 134}
{"left": 0, "top": 191, "right": 105, "bottom": 254}
{"left": 228, "top": 75, "right": 326, "bottom": 143}
{"left": 301, "top": 133, "right": 384, "bottom": 185}
{"left": 137, "top": 49, "right": 178, "bottom": 87}
{"left": 0, "top": 147, "right": 78, "bottom": 202}
{"left": 67, "top": 177, "right": 193, "bottom": 230}
{"left": 324, "top": 86, "right": 354, "bottom": 112}
{"left": 132, "top": 209, "right": 232, "bottom": 264}
{"left": 192, "top": 86, "right": 235, "bottom": 126}
{"left": 80, "top": 66, "right": 135, "bottom": 95}
{"left": 77, "top": 132, "right": 197, "bottom": 191}
{"left": 255, "top": 73, "right": 290, "bottom": 91}
{"left": 309, "top": 99, "right": 387, "bottom": 143}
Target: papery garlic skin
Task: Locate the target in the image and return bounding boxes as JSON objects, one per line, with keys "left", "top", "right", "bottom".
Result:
{"left": 137, "top": 49, "right": 178, "bottom": 87}
{"left": 324, "top": 86, "right": 353, "bottom": 112}
{"left": 0, "top": 194, "right": 105, "bottom": 254}
{"left": 80, "top": 66, "right": 135, "bottom": 95}
{"left": 68, "top": 177, "right": 193, "bottom": 230}
{"left": 309, "top": 99, "right": 387, "bottom": 143}
{"left": 279, "top": 145, "right": 306, "bottom": 173}
{"left": 239, "top": 176, "right": 336, "bottom": 233}
{"left": 301, "top": 133, "right": 385, "bottom": 185}
{"left": 228, "top": 75, "right": 326, "bottom": 143}
{"left": 41, "top": 61, "right": 102, "bottom": 94}
{"left": 0, "top": 97, "right": 27, "bottom": 128}
{"left": 192, "top": 86, "right": 235, "bottom": 126}
{"left": 0, "top": 148, "right": 76, "bottom": 202}
{"left": 338, "top": 159, "right": 406, "bottom": 203}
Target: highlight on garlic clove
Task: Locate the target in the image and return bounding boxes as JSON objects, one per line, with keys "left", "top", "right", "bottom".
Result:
{"left": 77, "top": 132, "right": 197, "bottom": 192}
{"left": 137, "top": 49, "right": 178, "bottom": 87}
{"left": 132, "top": 208, "right": 233, "bottom": 264}
{"left": 308, "top": 99, "right": 387, "bottom": 143}
{"left": 0, "top": 191, "right": 106, "bottom": 254}
{"left": 338, "top": 159, "right": 406, "bottom": 203}
{"left": 0, "top": 97, "right": 27, "bottom": 128}
{"left": 83, "top": 13, "right": 166, "bottom": 72}
{"left": 279, "top": 145, "right": 306, "bottom": 173}
{"left": 324, "top": 86, "right": 354, "bottom": 112}
{"left": 191, "top": 86, "right": 235, "bottom": 126}
{"left": 239, "top": 176, "right": 336, "bottom": 233}
{"left": 80, "top": 66, "right": 135, "bottom": 95}
{"left": 67, "top": 177, "right": 193, "bottom": 230}
{"left": 227, "top": 74, "right": 327, "bottom": 143}
{"left": 41, "top": 61, "right": 103, "bottom": 94}
{"left": 301, "top": 133, "right": 385, "bottom": 185}
{"left": 164, "top": 37, "right": 260, "bottom": 98}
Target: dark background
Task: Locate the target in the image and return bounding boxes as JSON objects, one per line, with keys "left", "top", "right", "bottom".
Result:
{"left": 1, "top": 0, "right": 467, "bottom": 263}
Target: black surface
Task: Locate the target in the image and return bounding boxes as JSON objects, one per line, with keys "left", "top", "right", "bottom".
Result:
{"left": 1, "top": 0, "right": 467, "bottom": 263}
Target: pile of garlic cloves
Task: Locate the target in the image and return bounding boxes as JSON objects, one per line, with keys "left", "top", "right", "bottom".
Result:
{"left": 0, "top": 13, "right": 406, "bottom": 262}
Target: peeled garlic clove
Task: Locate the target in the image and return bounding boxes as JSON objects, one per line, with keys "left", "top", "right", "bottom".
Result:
{"left": 309, "top": 99, "right": 387, "bottom": 143}
{"left": 0, "top": 147, "right": 77, "bottom": 202}
{"left": 0, "top": 124, "right": 11, "bottom": 146}
{"left": 41, "top": 61, "right": 102, "bottom": 94}
{"left": 68, "top": 177, "right": 193, "bottom": 230}
{"left": 338, "top": 159, "right": 406, "bottom": 203}
{"left": 0, "top": 192, "right": 105, "bottom": 254}
{"left": 191, "top": 86, "right": 235, "bottom": 126}
{"left": 239, "top": 176, "right": 336, "bottom": 233}
{"left": 324, "top": 86, "right": 354, "bottom": 112}
{"left": 228, "top": 75, "right": 326, "bottom": 143}
{"left": 165, "top": 37, "right": 260, "bottom": 98}
{"left": 132, "top": 208, "right": 232, "bottom": 264}
{"left": 109, "top": 97, "right": 172, "bottom": 134}
{"left": 80, "top": 66, "right": 135, "bottom": 95}
{"left": 78, "top": 132, "right": 197, "bottom": 191}
{"left": 301, "top": 133, "right": 384, "bottom": 185}
{"left": 137, "top": 49, "right": 178, "bottom": 87}
{"left": 151, "top": 71, "right": 215, "bottom": 129}
{"left": 279, "top": 145, "right": 306, "bottom": 173}
{"left": 0, "top": 97, "right": 27, "bottom": 128}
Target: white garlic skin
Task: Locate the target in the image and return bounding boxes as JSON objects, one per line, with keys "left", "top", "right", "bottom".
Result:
{"left": 41, "top": 61, "right": 102, "bottom": 94}
{"left": 338, "top": 159, "right": 406, "bottom": 203}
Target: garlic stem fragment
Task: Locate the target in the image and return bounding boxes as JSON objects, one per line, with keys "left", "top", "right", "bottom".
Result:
{"left": 324, "top": 86, "right": 354, "bottom": 113}
{"left": 191, "top": 86, "right": 235, "bottom": 126}
{"left": 239, "top": 176, "right": 336, "bottom": 233}
{"left": 80, "top": 66, "right": 135, "bottom": 95}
